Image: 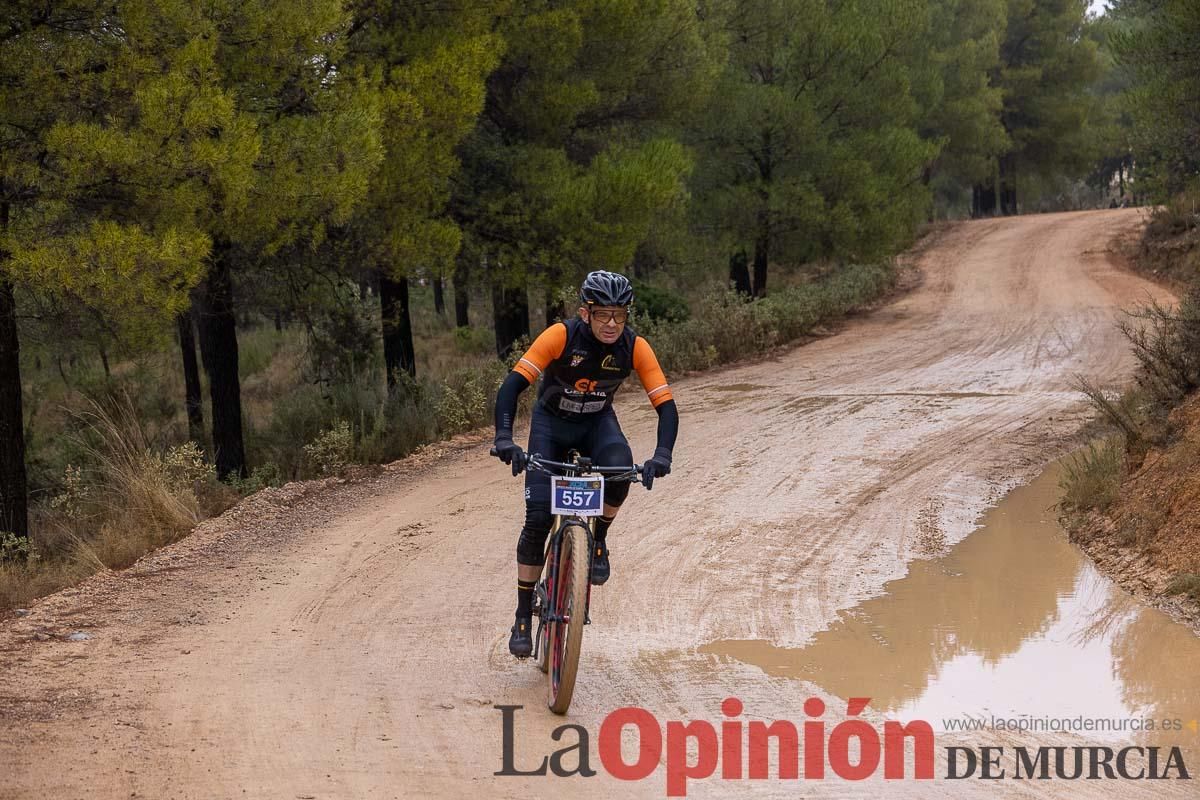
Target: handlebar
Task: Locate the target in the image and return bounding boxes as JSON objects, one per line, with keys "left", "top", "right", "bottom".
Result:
{"left": 489, "top": 448, "right": 655, "bottom": 489}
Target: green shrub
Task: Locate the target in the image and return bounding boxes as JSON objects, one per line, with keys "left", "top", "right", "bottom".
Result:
{"left": 1118, "top": 285, "right": 1200, "bottom": 411}
{"left": 261, "top": 358, "right": 507, "bottom": 477}
{"left": 158, "top": 441, "right": 215, "bottom": 492}
{"left": 639, "top": 262, "right": 894, "bottom": 373}
{"left": 0, "top": 532, "right": 36, "bottom": 563}
{"left": 48, "top": 464, "right": 90, "bottom": 520}
{"left": 436, "top": 362, "right": 507, "bottom": 435}
{"left": 305, "top": 291, "right": 379, "bottom": 385}
{"left": 632, "top": 282, "right": 690, "bottom": 322}
{"left": 304, "top": 420, "right": 354, "bottom": 476}
{"left": 228, "top": 462, "right": 284, "bottom": 495}
{"left": 453, "top": 325, "right": 493, "bottom": 355}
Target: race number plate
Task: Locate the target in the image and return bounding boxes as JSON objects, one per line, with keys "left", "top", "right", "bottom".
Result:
{"left": 550, "top": 475, "right": 605, "bottom": 517}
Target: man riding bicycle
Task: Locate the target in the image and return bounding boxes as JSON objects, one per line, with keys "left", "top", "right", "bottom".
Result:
{"left": 492, "top": 270, "right": 679, "bottom": 657}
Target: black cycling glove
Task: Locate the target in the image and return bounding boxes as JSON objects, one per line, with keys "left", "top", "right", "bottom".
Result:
{"left": 493, "top": 435, "right": 526, "bottom": 476}
{"left": 643, "top": 446, "right": 672, "bottom": 486}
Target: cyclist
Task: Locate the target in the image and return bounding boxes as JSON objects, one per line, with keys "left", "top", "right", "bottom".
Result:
{"left": 492, "top": 270, "right": 679, "bottom": 657}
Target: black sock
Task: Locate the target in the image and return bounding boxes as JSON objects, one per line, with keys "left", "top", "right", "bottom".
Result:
{"left": 516, "top": 578, "right": 536, "bottom": 618}
{"left": 594, "top": 515, "right": 615, "bottom": 545}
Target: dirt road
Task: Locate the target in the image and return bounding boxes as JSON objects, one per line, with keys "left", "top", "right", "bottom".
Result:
{"left": 1, "top": 209, "right": 1187, "bottom": 799}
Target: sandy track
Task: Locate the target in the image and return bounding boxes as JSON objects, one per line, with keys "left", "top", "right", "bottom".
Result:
{"left": 0, "top": 209, "right": 1183, "bottom": 799}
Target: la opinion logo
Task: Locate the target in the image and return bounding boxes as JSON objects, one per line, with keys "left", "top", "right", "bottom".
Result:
{"left": 496, "top": 697, "right": 934, "bottom": 796}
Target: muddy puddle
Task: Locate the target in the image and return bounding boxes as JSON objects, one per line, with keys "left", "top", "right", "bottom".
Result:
{"left": 702, "top": 460, "right": 1200, "bottom": 744}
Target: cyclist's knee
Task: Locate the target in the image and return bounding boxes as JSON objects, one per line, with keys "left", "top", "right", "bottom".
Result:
{"left": 595, "top": 441, "right": 633, "bottom": 507}
{"left": 595, "top": 439, "right": 632, "bottom": 466}
{"left": 517, "top": 507, "right": 554, "bottom": 566}
{"left": 604, "top": 479, "right": 630, "bottom": 508}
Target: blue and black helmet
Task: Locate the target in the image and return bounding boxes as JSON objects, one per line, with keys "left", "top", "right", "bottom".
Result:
{"left": 580, "top": 270, "right": 634, "bottom": 307}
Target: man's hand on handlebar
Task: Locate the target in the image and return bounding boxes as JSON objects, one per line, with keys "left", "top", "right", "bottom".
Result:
{"left": 641, "top": 447, "right": 672, "bottom": 490}
{"left": 492, "top": 436, "right": 527, "bottom": 476}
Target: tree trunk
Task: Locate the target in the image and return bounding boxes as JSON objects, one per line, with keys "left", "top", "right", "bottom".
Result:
{"left": 752, "top": 210, "right": 769, "bottom": 298}
{"left": 433, "top": 276, "right": 446, "bottom": 316}
{"left": 379, "top": 270, "right": 416, "bottom": 388}
{"left": 0, "top": 200, "right": 28, "bottom": 543}
{"left": 492, "top": 279, "right": 529, "bottom": 360}
{"left": 999, "top": 154, "right": 1018, "bottom": 216}
{"left": 922, "top": 166, "right": 935, "bottom": 222}
{"left": 545, "top": 288, "right": 562, "bottom": 328}
{"left": 972, "top": 181, "right": 998, "bottom": 218}
{"left": 632, "top": 239, "right": 657, "bottom": 280}
{"left": 753, "top": 129, "right": 772, "bottom": 298}
{"left": 728, "top": 249, "right": 752, "bottom": 296}
{"left": 0, "top": 277, "right": 29, "bottom": 541}
{"left": 98, "top": 342, "right": 110, "bottom": 378}
{"left": 453, "top": 251, "right": 470, "bottom": 328}
{"left": 177, "top": 310, "right": 205, "bottom": 445}
{"left": 196, "top": 243, "right": 248, "bottom": 480}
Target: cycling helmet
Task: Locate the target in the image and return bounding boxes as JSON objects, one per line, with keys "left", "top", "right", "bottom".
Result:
{"left": 579, "top": 270, "right": 634, "bottom": 307}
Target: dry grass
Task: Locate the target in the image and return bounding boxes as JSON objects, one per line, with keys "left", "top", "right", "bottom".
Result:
{"left": 0, "top": 396, "right": 218, "bottom": 609}
{"left": 1058, "top": 437, "right": 1124, "bottom": 515}
{"left": 1167, "top": 573, "right": 1200, "bottom": 603}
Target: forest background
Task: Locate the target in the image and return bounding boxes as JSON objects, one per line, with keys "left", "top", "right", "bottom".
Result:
{"left": 1, "top": 0, "right": 1193, "bottom": 603}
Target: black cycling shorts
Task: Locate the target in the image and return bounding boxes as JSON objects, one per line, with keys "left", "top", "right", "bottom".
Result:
{"left": 524, "top": 404, "right": 632, "bottom": 511}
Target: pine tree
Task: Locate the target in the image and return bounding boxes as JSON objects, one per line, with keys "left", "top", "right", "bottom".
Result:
{"left": 973, "top": 0, "right": 1102, "bottom": 215}
{"left": 910, "top": 0, "right": 1010, "bottom": 212}
{"left": 1110, "top": 0, "right": 1200, "bottom": 198}
{"left": 1, "top": 2, "right": 218, "bottom": 540}
{"left": 451, "top": 0, "right": 713, "bottom": 354}
{"left": 692, "top": 0, "right": 937, "bottom": 296}
{"left": 342, "top": 1, "right": 502, "bottom": 386}
{"left": 181, "top": 0, "right": 384, "bottom": 479}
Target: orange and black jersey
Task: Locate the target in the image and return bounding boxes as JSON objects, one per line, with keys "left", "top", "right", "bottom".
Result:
{"left": 493, "top": 318, "right": 678, "bottom": 460}
{"left": 513, "top": 318, "right": 673, "bottom": 420}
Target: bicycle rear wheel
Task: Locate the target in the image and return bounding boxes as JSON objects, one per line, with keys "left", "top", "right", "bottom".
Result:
{"left": 547, "top": 522, "right": 589, "bottom": 714}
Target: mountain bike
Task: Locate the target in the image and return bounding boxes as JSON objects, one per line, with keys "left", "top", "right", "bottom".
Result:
{"left": 491, "top": 449, "right": 650, "bottom": 714}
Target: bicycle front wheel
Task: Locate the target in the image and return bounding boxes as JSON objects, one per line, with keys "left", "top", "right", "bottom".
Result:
{"left": 547, "top": 522, "right": 589, "bottom": 714}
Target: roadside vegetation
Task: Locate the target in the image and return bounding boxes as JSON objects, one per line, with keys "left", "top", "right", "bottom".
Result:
{"left": 1054, "top": 0, "right": 1200, "bottom": 617}
{"left": 1059, "top": 195, "right": 1200, "bottom": 609}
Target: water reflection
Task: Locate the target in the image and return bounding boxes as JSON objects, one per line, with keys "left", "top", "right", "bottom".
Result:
{"left": 702, "top": 461, "right": 1200, "bottom": 743}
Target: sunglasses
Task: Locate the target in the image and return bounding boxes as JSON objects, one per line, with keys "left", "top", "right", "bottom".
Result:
{"left": 589, "top": 309, "right": 629, "bottom": 324}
